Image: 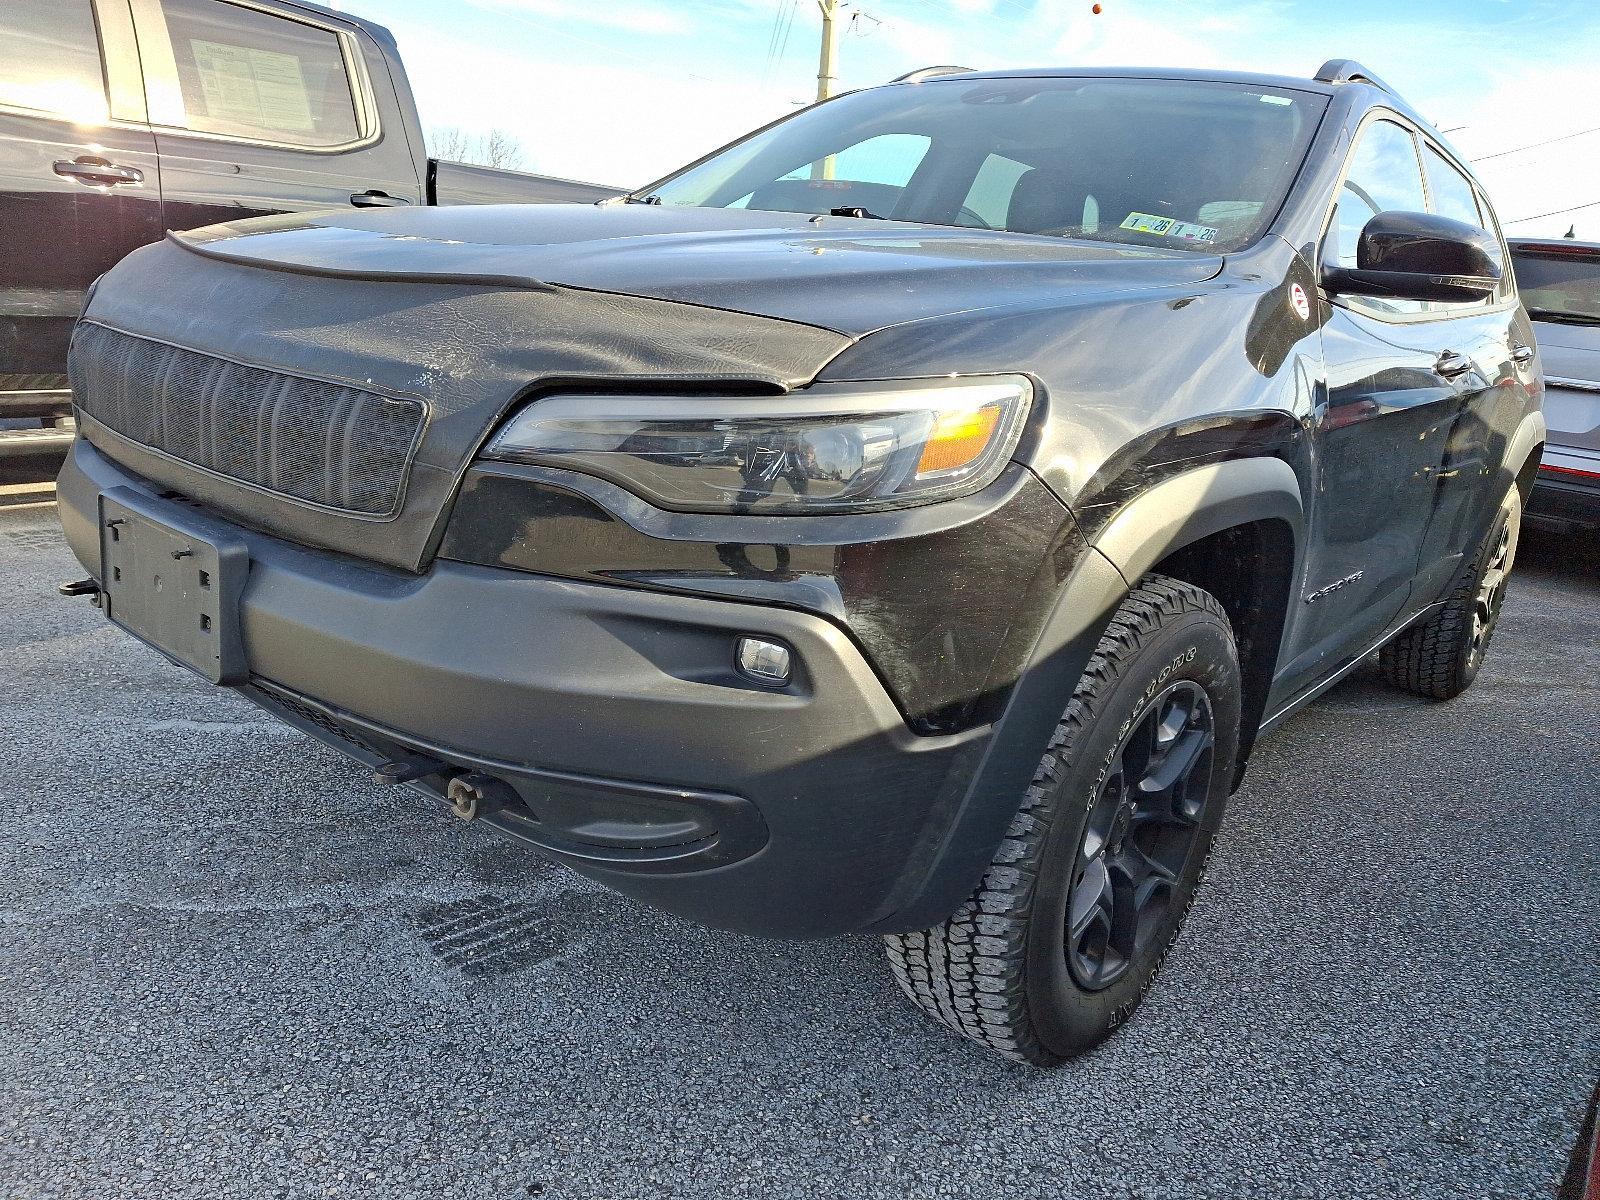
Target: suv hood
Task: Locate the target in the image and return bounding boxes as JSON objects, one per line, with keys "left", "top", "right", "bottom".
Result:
{"left": 175, "top": 203, "right": 1224, "bottom": 337}
{"left": 77, "top": 205, "right": 1220, "bottom": 572}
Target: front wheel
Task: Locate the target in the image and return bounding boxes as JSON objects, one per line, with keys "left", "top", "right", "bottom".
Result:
{"left": 883, "top": 576, "right": 1241, "bottom": 1066}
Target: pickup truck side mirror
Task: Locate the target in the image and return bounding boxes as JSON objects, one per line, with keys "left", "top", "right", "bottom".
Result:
{"left": 1324, "top": 210, "right": 1503, "bottom": 303}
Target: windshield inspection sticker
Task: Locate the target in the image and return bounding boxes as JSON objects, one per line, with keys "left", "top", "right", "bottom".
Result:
{"left": 1120, "top": 212, "right": 1219, "bottom": 244}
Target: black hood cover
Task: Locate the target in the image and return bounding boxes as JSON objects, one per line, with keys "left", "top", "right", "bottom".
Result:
{"left": 176, "top": 203, "right": 1224, "bottom": 337}
{"left": 79, "top": 205, "right": 1220, "bottom": 572}
{"left": 77, "top": 235, "right": 852, "bottom": 571}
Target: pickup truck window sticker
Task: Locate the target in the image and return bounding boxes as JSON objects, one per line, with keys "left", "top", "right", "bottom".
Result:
{"left": 1119, "top": 212, "right": 1220, "bottom": 244}
{"left": 190, "top": 39, "right": 316, "bottom": 134}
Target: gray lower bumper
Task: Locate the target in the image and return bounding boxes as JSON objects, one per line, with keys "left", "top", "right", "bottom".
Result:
{"left": 57, "top": 437, "right": 990, "bottom": 938}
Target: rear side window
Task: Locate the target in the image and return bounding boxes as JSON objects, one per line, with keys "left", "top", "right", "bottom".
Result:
{"left": 0, "top": 0, "right": 107, "bottom": 122}
{"left": 156, "top": 0, "right": 360, "bottom": 146}
{"left": 1424, "top": 146, "right": 1482, "bottom": 227}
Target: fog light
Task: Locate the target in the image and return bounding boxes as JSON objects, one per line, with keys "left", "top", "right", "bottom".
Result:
{"left": 736, "top": 637, "right": 791, "bottom": 685}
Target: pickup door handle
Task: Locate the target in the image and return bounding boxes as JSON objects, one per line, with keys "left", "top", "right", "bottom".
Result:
{"left": 1510, "top": 342, "right": 1536, "bottom": 365}
{"left": 53, "top": 156, "right": 144, "bottom": 186}
{"left": 1435, "top": 350, "right": 1474, "bottom": 378}
{"left": 349, "top": 190, "right": 411, "bottom": 208}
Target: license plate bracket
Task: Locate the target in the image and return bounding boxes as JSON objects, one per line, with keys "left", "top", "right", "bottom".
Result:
{"left": 98, "top": 486, "right": 250, "bottom": 685}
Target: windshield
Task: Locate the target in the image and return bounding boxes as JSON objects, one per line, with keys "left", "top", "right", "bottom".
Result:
{"left": 1512, "top": 248, "right": 1600, "bottom": 321}
{"left": 642, "top": 76, "right": 1327, "bottom": 253}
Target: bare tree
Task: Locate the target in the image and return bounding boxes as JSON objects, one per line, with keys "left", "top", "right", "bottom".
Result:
{"left": 428, "top": 125, "right": 473, "bottom": 162}
{"left": 427, "top": 125, "right": 525, "bottom": 171}
{"left": 478, "top": 129, "right": 524, "bottom": 171}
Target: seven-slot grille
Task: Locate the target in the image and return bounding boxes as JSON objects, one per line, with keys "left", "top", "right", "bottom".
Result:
{"left": 68, "top": 322, "right": 426, "bottom": 517}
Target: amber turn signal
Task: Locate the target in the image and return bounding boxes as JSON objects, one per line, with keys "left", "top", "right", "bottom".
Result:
{"left": 916, "top": 403, "right": 1003, "bottom": 477}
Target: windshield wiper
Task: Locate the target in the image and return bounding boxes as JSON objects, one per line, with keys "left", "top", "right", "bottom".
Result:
{"left": 829, "top": 205, "right": 887, "bottom": 220}
{"left": 624, "top": 194, "right": 662, "bottom": 205}
{"left": 1525, "top": 306, "right": 1600, "bottom": 326}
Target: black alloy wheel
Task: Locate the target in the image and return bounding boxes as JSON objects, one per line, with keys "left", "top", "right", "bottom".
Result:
{"left": 1066, "top": 680, "right": 1216, "bottom": 991}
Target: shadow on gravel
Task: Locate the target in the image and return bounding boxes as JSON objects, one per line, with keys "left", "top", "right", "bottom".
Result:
{"left": 1517, "top": 521, "right": 1600, "bottom": 587}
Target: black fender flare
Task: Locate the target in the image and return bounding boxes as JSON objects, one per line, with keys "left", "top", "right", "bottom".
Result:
{"left": 871, "top": 456, "right": 1306, "bottom": 934}
{"left": 1089, "top": 456, "right": 1305, "bottom": 586}
{"left": 1502, "top": 410, "right": 1548, "bottom": 499}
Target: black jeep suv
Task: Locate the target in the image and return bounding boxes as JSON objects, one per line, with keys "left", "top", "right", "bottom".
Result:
{"left": 57, "top": 59, "right": 1544, "bottom": 1065}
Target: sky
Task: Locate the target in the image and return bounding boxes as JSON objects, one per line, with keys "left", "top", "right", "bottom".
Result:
{"left": 337, "top": 0, "right": 1600, "bottom": 239}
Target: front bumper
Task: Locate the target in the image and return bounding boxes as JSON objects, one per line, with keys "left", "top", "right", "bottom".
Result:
{"left": 59, "top": 438, "right": 992, "bottom": 938}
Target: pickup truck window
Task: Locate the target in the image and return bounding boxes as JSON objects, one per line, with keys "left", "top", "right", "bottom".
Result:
{"left": 0, "top": 0, "right": 107, "bottom": 122}
{"left": 646, "top": 77, "right": 1327, "bottom": 252}
{"left": 156, "top": 0, "right": 360, "bottom": 147}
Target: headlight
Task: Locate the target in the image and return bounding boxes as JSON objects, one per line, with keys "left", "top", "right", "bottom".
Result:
{"left": 482, "top": 377, "right": 1032, "bottom": 514}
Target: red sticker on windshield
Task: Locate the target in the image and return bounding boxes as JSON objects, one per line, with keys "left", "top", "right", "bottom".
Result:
{"left": 1290, "top": 283, "right": 1311, "bottom": 320}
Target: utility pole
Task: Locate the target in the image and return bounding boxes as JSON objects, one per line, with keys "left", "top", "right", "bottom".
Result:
{"left": 812, "top": 0, "right": 843, "bottom": 179}
{"left": 816, "top": 0, "right": 843, "bottom": 103}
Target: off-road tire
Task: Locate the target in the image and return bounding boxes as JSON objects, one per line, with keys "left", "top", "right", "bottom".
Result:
{"left": 883, "top": 575, "right": 1242, "bottom": 1066}
{"left": 1379, "top": 485, "right": 1521, "bottom": 700}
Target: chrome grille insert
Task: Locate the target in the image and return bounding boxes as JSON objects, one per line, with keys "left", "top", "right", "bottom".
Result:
{"left": 68, "top": 322, "right": 425, "bottom": 517}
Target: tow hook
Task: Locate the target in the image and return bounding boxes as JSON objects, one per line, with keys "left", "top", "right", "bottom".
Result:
{"left": 371, "top": 755, "right": 447, "bottom": 786}
{"left": 446, "top": 773, "right": 495, "bottom": 821}
{"left": 58, "top": 578, "right": 101, "bottom": 604}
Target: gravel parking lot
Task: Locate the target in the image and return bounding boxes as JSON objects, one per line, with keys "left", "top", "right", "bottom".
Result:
{"left": 1, "top": 495, "right": 1596, "bottom": 1200}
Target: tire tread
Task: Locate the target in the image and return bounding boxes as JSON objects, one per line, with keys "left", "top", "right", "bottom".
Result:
{"left": 883, "top": 574, "right": 1229, "bottom": 1065}
{"left": 1379, "top": 489, "right": 1517, "bottom": 700}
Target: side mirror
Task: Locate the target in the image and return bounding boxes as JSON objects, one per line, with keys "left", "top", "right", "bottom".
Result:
{"left": 1324, "top": 210, "right": 1503, "bottom": 303}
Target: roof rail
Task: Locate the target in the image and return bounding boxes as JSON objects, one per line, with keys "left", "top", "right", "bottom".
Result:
{"left": 893, "top": 65, "right": 975, "bottom": 84}
{"left": 1313, "top": 58, "right": 1398, "bottom": 96}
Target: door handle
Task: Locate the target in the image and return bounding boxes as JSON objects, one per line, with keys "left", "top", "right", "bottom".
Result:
{"left": 1510, "top": 342, "right": 1536, "bottom": 365}
{"left": 53, "top": 156, "right": 144, "bottom": 186}
{"left": 349, "top": 190, "right": 410, "bottom": 208}
{"left": 1435, "top": 350, "right": 1474, "bottom": 379}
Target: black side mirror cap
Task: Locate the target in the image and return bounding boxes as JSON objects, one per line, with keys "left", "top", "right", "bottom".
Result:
{"left": 1324, "top": 210, "right": 1503, "bottom": 303}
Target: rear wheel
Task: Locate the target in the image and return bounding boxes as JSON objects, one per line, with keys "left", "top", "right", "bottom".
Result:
{"left": 883, "top": 576, "right": 1241, "bottom": 1065}
{"left": 1380, "top": 485, "right": 1521, "bottom": 700}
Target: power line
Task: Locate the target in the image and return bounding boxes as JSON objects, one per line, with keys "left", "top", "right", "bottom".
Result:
{"left": 1505, "top": 198, "right": 1600, "bottom": 224}
{"left": 1473, "top": 125, "right": 1600, "bottom": 162}
{"left": 764, "top": 0, "right": 799, "bottom": 80}
{"left": 764, "top": 2, "right": 784, "bottom": 71}
{"left": 776, "top": 0, "right": 801, "bottom": 60}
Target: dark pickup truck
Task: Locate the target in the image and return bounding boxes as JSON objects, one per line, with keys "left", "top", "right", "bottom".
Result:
{"left": 1, "top": 0, "right": 618, "bottom": 457}
{"left": 59, "top": 59, "right": 1544, "bottom": 1065}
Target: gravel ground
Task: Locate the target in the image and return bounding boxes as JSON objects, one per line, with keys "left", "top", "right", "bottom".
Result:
{"left": 1, "top": 500, "right": 1596, "bottom": 1200}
